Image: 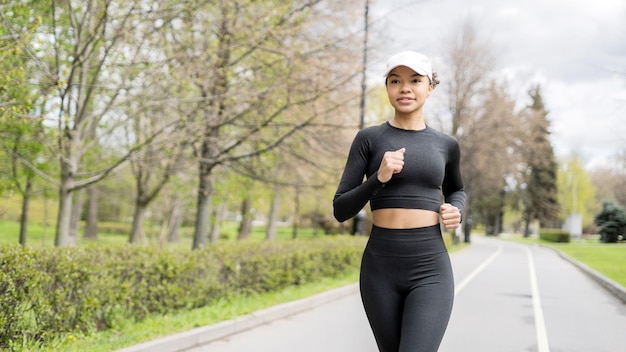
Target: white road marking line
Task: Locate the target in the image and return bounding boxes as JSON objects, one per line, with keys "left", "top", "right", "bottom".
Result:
{"left": 526, "top": 247, "right": 551, "bottom": 352}
{"left": 454, "top": 246, "right": 503, "bottom": 296}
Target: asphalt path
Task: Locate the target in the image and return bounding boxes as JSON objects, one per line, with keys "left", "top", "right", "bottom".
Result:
{"left": 441, "top": 236, "right": 626, "bottom": 352}
{"left": 126, "top": 235, "right": 626, "bottom": 352}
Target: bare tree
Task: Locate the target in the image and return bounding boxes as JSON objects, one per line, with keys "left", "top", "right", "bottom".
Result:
{"left": 615, "top": 148, "right": 626, "bottom": 207}
{"left": 444, "top": 19, "right": 496, "bottom": 242}
{"left": 17, "top": 0, "right": 174, "bottom": 246}
{"left": 155, "top": 0, "right": 362, "bottom": 248}
{"left": 446, "top": 20, "right": 496, "bottom": 137}
{"left": 126, "top": 119, "right": 188, "bottom": 244}
{"left": 468, "top": 80, "right": 520, "bottom": 235}
{"left": 2, "top": 0, "right": 373, "bottom": 247}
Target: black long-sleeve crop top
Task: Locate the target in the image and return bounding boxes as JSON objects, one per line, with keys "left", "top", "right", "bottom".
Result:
{"left": 333, "top": 122, "right": 466, "bottom": 223}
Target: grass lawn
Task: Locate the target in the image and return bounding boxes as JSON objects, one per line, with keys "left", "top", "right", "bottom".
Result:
{"left": 505, "top": 234, "right": 626, "bottom": 288}
{"left": 0, "top": 220, "right": 332, "bottom": 248}
{"left": 550, "top": 241, "right": 626, "bottom": 287}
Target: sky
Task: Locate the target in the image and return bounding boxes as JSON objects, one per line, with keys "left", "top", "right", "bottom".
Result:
{"left": 369, "top": 0, "right": 626, "bottom": 170}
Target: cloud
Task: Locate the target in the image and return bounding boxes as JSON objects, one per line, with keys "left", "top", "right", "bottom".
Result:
{"left": 370, "top": 0, "right": 626, "bottom": 169}
{"left": 547, "top": 76, "right": 626, "bottom": 164}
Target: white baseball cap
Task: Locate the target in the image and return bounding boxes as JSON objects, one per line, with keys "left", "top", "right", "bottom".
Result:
{"left": 382, "top": 51, "right": 433, "bottom": 81}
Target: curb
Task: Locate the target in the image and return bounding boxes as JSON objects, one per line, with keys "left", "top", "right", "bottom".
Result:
{"left": 114, "top": 283, "right": 360, "bottom": 352}
{"left": 549, "top": 247, "right": 626, "bottom": 304}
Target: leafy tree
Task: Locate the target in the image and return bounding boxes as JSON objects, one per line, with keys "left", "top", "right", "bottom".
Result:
{"left": 0, "top": 2, "right": 54, "bottom": 245}
{"left": 557, "top": 155, "right": 598, "bottom": 229}
{"left": 594, "top": 201, "right": 626, "bottom": 243}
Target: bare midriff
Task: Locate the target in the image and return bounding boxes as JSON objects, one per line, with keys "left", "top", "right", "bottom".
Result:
{"left": 372, "top": 208, "right": 440, "bottom": 229}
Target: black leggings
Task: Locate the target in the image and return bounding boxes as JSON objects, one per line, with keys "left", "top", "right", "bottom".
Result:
{"left": 360, "top": 224, "right": 454, "bottom": 352}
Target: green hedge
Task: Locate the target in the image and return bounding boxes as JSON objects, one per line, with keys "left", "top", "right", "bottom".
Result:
{"left": 539, "top": 228, "right": 571, "bottom": 243}
{"left": 0, "top": 237, "right": 365, "bottom": 350}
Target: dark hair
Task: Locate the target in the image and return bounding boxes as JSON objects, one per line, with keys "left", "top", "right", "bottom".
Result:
{"left": 431, "top": 72, "right": 440, "bottom": 89}
{"left": 384, "top": 71, "right": 440, "bottom": 89}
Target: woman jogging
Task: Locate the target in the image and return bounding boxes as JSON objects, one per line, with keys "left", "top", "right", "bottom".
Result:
{"left": 333, "top": 51, "right": 466, "bottom": 352}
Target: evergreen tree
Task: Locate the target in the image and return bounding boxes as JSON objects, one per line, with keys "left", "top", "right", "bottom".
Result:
{"left": 594, "top": 201, "right": 626, "bottom": 243}
{"left": 520, "top": 85, "right": 560, "bottom": 236}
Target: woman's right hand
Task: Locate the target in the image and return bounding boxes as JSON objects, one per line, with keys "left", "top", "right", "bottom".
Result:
{"left": 377, "top": 148, "right": 405, "bottom": 183}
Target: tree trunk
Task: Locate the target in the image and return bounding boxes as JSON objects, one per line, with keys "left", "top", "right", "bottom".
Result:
{"left": 193, "top": 172, "right": 212, "bottom": 249}
{"left": 166, "top": 198, "right": 183, "bottom": 243}
{"left": 209, "top": 202, "right": 228, "bottom": 244}
{"left": 463, "top": 193, "right": 472, "bottom": 243}
{"left": 495, "top": 207, "right": 503, "bottom": 235}
{"left": 266, "top": 190, "right": 280, "bottom": 241}
{"left": 209, "top": 208, "right": 220, "bottom": 244}
{"left": 292, "top": 188, "right": 300, "bottom": 239}
{"left": 237, "top": 197, "right": 253, "bottom": 240}
{"left": 18, "top": 176, "right": 33, "bottom": 246}
{"left": 69, "top": 188, "right": 84, "bottom": 245}
{"left": 55, "top": 182, "right": 73, "bottom": 247}
{"left": 129, "top": 202, "right": 147, "bottom": 244}
{"left": 84, "top": 185, "right": 98, "bottom": 240}
{"left": 42, "top": 191, "right": 49, "bottom": 245}
{"left": 168, "top": 210, "right": 183, "bottom": 243}
{"left": 523, "top": 211, "right": 532, "bottom": 238}
{"left": 463, "top": 213, "right": 472, "bottom": 243}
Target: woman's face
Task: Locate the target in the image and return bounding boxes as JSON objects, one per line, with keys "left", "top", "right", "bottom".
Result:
{"left": 386, "top": 66, "right": 433, "bottom": 115}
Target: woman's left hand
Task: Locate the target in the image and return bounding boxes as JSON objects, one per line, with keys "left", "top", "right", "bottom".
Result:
{"left": 440, "top": 203, "right": 461, "bottom": 230}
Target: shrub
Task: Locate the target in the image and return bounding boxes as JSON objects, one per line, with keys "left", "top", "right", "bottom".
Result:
{"left": 594, "top": 201, "right": 626, "bottom": 243}
{"left": 539, "top": 228, "right": 570, "bottom": 243}
{"left": 0, "top": 237, "right": 365, "bottom": 350}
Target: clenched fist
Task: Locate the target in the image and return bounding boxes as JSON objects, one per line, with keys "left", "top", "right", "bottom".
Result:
{"left": 440, "top": 203, "right": 461, "bottom": 230}
{"left": 377, "top": 148, "right": 405, "bottom": 183}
